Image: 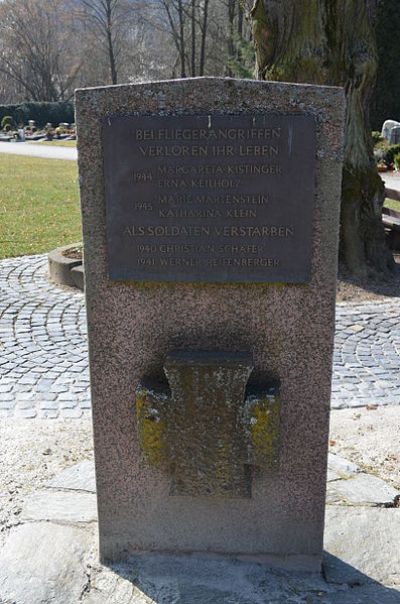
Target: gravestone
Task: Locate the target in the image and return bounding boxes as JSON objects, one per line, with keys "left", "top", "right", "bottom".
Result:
{"left": 75, "top": 77, "right": 345, "bottom": 571}
{"left": 381, "top": 119, "right": 400, "bottom": 142}
{"left": 389, "top": 126, "right": 400, "bottom": 145}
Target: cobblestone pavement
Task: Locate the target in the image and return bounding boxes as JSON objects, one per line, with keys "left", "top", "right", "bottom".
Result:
{"left": 0, "top": 254, "right": 399, "bottom": 418}
{"left": 0, "top": 255, "right": 88, "bottom": 419}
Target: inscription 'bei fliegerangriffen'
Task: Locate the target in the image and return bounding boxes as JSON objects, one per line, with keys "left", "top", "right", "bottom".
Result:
{"left": 135, "top": 126, "right": 282, "bottom": 141}
{"left": 124, "top": 225, "right": 295, "bottom": 237}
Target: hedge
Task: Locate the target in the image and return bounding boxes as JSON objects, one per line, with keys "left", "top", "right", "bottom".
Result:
{"left": 0, "top": 101, "right": 74, "bottom": 128}
{"left": 370, "top": 0, "right": 400, "bottom": 130}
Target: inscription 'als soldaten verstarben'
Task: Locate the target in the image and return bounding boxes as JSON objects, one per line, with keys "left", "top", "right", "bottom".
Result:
{"left": 102, "top": 114, "right": 316, "bottom": 283}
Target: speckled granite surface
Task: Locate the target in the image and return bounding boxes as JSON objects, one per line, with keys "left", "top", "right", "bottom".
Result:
{"left": 75, "top": 77, "right": 345, "bottom": 568}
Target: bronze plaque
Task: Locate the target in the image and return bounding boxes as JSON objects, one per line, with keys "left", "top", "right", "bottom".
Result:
{"left": 103, "top": 114, "right": 315, "bottom": 283}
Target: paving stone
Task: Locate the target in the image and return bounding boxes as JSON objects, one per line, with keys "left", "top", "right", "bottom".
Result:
{"left": 62, "top": 407, "right": 83, "bottom": 418}
{"left": 50, "top": 383, "right": 69, "bottom": 393}
{"left": 38, "top": 409, "right": 60, "bottom": 419}
{"left": 0, "top": 383, "right": 12, "bottom": 392}
{"left": 46, "top": 460, "right": 96, "bottom": 493}
{"left": 15, "top": 398, "right": 35, "bottom": 409}
{"left": 0, "top": 523, "right": 94, "bottom": 604}
{"left": 349, "top": 324, "right": 365, "bottom": 333}
{"left": 327, "top": 453, "right": 361, "bottom": 479}
{"left": 59, "top": 399, "right": 79, "bottom": 409}
{"left": 40, "top": 391, "right": 57, "bottom": 400}
{"left": 14, "top": 390, "right": 33, "bottom": 400}
{"left": 58, "top": 391, "right": 77, "bottom": 401}
{"left": 326, "top": 473, "right": 399, "bottom": 506}
{"left": 324, "top": 507, "right": 400, "bottom": 588}
{"left": 39, "top": 399, "right": 60, "bottom": 410}
{"left": 0, "top": 392, "right": 13, "bottom": 402}
{"left": 21, "top": 489, "right": 97, "bottom": 523}
{"left": 14, "top": 407, "right": 37, "bottom": 418}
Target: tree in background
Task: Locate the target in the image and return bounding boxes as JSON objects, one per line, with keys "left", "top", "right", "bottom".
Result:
{"left": 251, "top": 0, "right": 394, "bottom": 277}
{"left": 0, "top": 0, "right": 82, "bottom": 101}
{"left": 77, "top": 0, "right": 135, "bottom": 85}
{"left": 370, "top": 0, "right": 400, "bottom": 130}
{"left": 0, "top": 0, "right": 174, "bottom": 101}
{"left": 158, "top": 0, "right": 210, "bottom": 78}
{"left": 0, "top": 0, "right": 257, "bottom": 103}
{"left": 156, "top": 0, "right": 253, "bottom": 80}
{"left": 75, "top": 0, "right": 171, "bottom": 87}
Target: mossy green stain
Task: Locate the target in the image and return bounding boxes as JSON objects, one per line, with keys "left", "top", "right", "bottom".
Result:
{"left": 249, "top": 397, "right": 280, "bottom": 467}
{"left": 136, "top": 390, "right": 166, "bottom": 466}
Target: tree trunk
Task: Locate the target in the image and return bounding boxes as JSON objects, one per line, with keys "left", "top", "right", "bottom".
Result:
{"left": 199, "top": 0, "right": 209, "bottom": 76}
{"left": 178, "top": 0, "right": 186, "bottom": 77}
{"left": 237, "top": 1, "right": 244, "bottom": 58}
{"left": 191, "top": 0, "right": 196, "bottom": 76}
{"left": 226, "top": 0, "right": 236, "bottom": 77}
{"left": 106, "top": 1, "right": 118, "bottom": 84}
{"left": 251, "top": 0, "right": 394, "bottom": 276}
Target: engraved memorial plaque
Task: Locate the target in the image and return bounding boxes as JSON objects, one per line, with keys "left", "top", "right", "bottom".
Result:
{"left": 103, "top": 114, "right": 316, "bottom": 283}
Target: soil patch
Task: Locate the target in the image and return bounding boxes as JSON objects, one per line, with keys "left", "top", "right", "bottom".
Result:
{"left": 61, "top": 245, "right": 83, "bottom": 261}
{"left": 0, "top": 419, "right": 93, "bottom": 531}
{"left": 337, "top": 254, "right": 400, "bottom": 302}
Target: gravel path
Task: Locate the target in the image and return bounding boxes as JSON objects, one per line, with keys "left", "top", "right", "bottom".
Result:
{"left": 0, "top": 254, "right": 399, "bottom": 418}
{"left": 0, "top": 141, "right": 77, "bottom": 161}
{"left": 381, "top": 171, "right": 400, "bottom": 195}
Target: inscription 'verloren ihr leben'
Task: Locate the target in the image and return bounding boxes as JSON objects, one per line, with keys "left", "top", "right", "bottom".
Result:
{"left": 102, "top": 114, "right": 316, "bottom": 283}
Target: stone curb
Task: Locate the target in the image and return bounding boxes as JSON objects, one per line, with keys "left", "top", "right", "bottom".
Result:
{"left": 48, "top": 243, "right": 83, "bottom": 290}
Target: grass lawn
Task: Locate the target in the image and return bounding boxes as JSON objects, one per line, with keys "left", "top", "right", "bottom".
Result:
{"left": 384, "top": 198, "right": 400, "bottom": 212}
{"left": 0, "top": 154, "right": 81, "bottom": 259}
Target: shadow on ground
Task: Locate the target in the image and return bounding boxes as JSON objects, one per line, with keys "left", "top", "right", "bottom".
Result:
{"left": 92, "top": 552, "right": 400, "bottom": 603}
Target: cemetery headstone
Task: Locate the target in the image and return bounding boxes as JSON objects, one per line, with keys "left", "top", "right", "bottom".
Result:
{"left": 76, "top": 77, "right": 345, "bottom": 571}
{"left": 381, "top": 119, "right": 400, "bottom": 142}
{"left": 389, "top": 126, "right": 400, "bottom": 145}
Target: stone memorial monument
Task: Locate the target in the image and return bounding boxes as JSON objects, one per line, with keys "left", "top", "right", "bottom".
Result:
{"left": 76, "top": 77, "right": 344, "bottom": 571}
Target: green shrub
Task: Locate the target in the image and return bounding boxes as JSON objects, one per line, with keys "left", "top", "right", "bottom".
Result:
{"left": 1, "top": 115, "right": 13, "bottom": 130}
{"left": 383, "top": 144, "right": 400, "bottom": 165}
{"left": 372, "top": 131, "right": 383, "bottom": 146}
{"left": 0, "top": 101, "right": 74, "bottom": 129}
{"left": 394, "top": 152, "right": 400, "bottom": 170}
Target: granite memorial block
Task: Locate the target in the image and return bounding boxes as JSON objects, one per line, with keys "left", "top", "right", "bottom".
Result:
{"left": 76, "top": 77, "right": 345, "bottom": 571}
